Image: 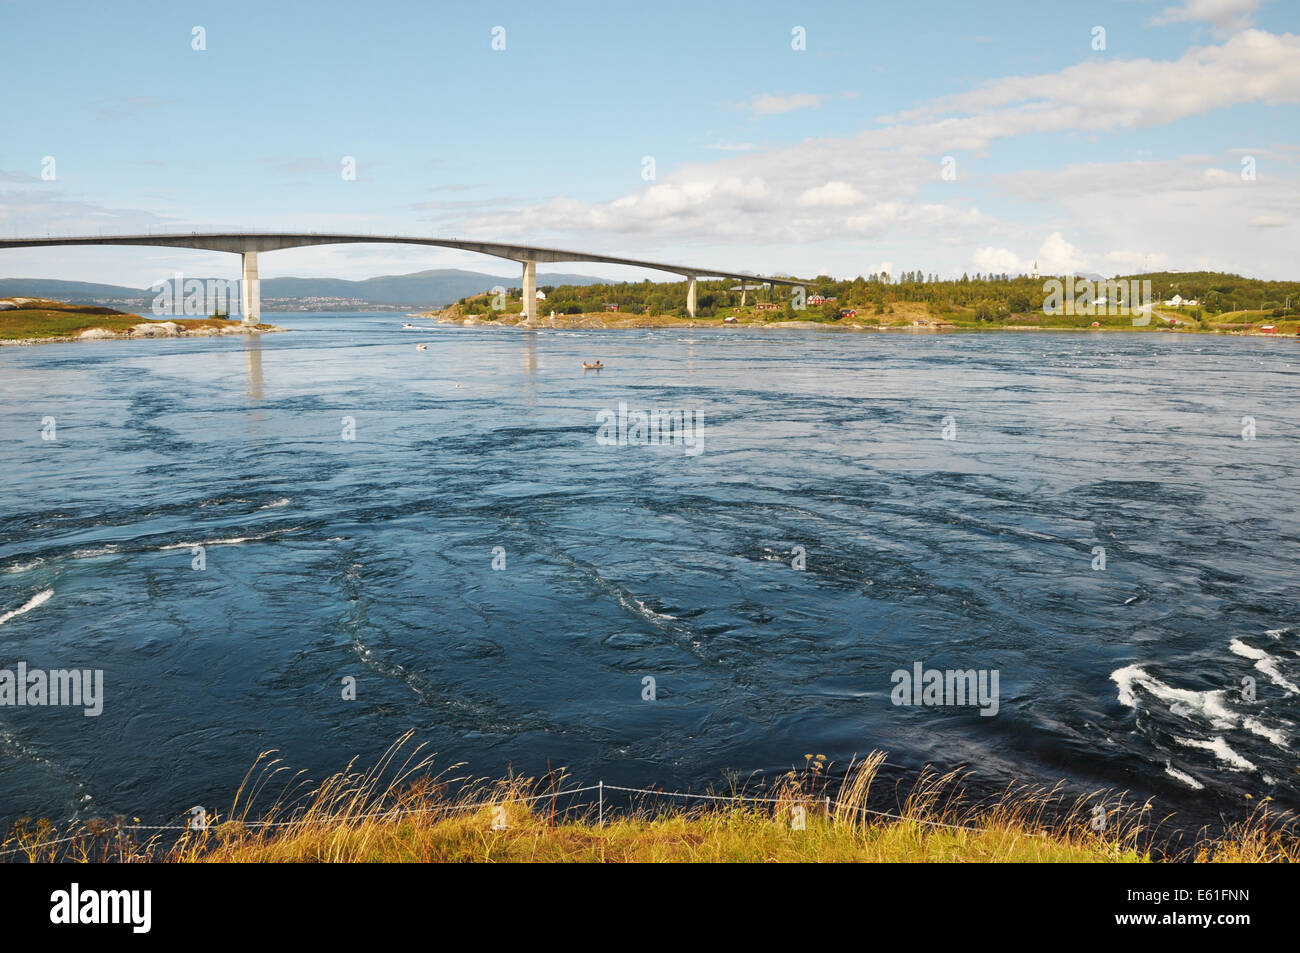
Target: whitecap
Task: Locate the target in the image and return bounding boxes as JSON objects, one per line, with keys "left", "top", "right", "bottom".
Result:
{"left": 0, "top": 588, "right": 53, "bottom": 626}
{"left": 1230, "top": 638, "right": 1300, "bottom": 695}
{"left": 3, "top": 558, "right": 44, "bottom": 574}
{"left": 1110, "top": 665, "right": 1235, "bottom": 726}
{"left": 1241, "top": 717, "right": 1289, "bottom": 747}
{"left": 1229, "top": 638, "right": 1267, "bottom": 660}
{"left": 71, "top": 545, "right": 119, "bottom": 558}
{"left": 626, "top": 595, "right": 676, "bottom": 622}
{"left": 1172, "top": 735, "right": 1256, "bottom": 772}
{"left": 159, "top": 526, "right": 300, "bottom": 550}
{"left": 1163, "top": 762, "right": 1205, "bottom": 790}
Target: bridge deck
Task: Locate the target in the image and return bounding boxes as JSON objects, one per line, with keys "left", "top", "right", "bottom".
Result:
{"left": 0, "top": 233, "right": 807, "bottom": 286}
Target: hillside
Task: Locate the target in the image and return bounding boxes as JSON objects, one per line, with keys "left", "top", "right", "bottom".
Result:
{"left": 438, "top": 270, "right": 1300, "bottom": 334}
{"left": 0, "top": 269, "right": 610, "bottom": 312}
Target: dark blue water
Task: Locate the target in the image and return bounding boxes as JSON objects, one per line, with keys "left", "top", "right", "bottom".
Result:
{"left": 1, "top": 313, "right": 1297, "bottom": 832}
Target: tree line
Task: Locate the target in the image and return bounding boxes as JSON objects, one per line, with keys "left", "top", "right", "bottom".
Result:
{"left": 457, "top": 270, "right": 1300, "bottom": 322}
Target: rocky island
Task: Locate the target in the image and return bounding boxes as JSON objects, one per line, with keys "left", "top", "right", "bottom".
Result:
{"left": 0, "top": 297, "right": 286, "bottom": 346}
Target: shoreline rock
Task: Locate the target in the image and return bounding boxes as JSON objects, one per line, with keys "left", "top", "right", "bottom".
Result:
{"left": 418, "top": 309, "right": 1297, "bottom": 338}
{"left": 2, "top": 323, "right": 288, "bottom": 347}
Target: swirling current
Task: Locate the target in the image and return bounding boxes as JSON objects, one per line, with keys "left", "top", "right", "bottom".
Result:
{"left": 1, "top": 313, "right": 1297, "bottom": 834}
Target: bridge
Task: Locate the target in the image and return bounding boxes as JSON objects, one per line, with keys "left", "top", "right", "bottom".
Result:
{"left": 0, "top": 233, "right": 807, "bottom": 323}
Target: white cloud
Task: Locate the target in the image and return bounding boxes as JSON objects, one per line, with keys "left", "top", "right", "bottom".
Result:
{"left": 751, "top": 93, "right": 824, "bottom": 115}
{"left": 972, "top": 233, "right": 1091, "bottom": 276}
{"left": 1036, "top": 232, "right": 1090, "bottom": 274}
{"left": 972, "top": 246, "right": 1028, "bottom": 274}
{"left": 845, "top": 202, "right": 987, "bottom": 236}
{"left": 988, "top": 153, "right": 1300, "bottom": 277}
{"left": 798, "top": 181, "right": 865, "bottom": 207}
{"left": 1104, "top": 249, "right": 1171, "bottom": 273}
{"left": 845, "top": 202, "right": 906, "bottom": 233}
{"left": 1149, "top": 0, "right": 1262, "bottom": 35}
{"left": 377, "top": 30, "right": 1300, "bottom": 278}
{"left": 884, "top": 30, "right": 1300, "bottom": 135}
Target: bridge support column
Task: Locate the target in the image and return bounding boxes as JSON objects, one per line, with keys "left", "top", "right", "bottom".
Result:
{"left": 240, "top": 251, "right": 260, "bottom": 325}
{"left": 521, "top": 260, "right": 537, "bottom": 321}
{"left": 686, "top": 276, "right": 697, "bottom": 318}
{"left": 740, "top": 283, "right": 747, "bottom": 307}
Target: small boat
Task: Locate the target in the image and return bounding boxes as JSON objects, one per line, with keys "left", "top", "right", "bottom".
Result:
{"left": 582, "top": 361, "right": 604, "bottom": 369}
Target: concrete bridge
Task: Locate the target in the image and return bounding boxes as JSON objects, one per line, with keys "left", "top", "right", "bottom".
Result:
{"left": 0, "top": 233, "right": 807, "bottom": 322}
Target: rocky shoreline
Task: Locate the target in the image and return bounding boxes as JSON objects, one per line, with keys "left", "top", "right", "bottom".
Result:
{"left": 417, "top": 309, "right": 885, "bottom": 331}
{"left": 1, "top": 321, "right": 288, "bottom": 347}
{"left": 417, "top": 308, "right": 1297, "bottom": 337}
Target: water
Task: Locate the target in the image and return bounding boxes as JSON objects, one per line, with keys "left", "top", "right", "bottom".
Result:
{"left": 1, "top": 312, "right": 1297, "bottom": 833}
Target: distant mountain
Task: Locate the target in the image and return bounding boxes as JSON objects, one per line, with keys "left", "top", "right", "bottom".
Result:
{"left": 0, "top": 278, "right": 151, "bottom": 302}
{"left": 259, "top": 269, "right": 609, "bottom": 306}
{"left": 0, "top": 268, "right": 610, "bottom": 311}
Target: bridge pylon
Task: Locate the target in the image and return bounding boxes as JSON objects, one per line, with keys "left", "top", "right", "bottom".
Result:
{"left": 240, "top": 251, "right": 260, "bottom": 325}
{"left": 521, "top": 260, "right": 537, "bottom": 321}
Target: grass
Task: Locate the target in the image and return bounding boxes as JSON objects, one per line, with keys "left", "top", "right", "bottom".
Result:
{"left": 1, "top": 302, "right": 140, "bottom": 339}
{"left": 4, "top": 735, "right": 1295, "bottom": 863}
{"left": 0, "top": 298, "right": 264, "bottom": 340}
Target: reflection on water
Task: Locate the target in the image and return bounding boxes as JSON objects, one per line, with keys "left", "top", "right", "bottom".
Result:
{"left": 522, "top": 330, "right": 537, "bottom": 411}
{"left": 244, "top": 336, "right": 263, "bottom": 401}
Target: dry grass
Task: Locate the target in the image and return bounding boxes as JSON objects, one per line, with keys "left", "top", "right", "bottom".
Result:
{"left": 4, "top": 734, "right": 1295, "bottom": 863}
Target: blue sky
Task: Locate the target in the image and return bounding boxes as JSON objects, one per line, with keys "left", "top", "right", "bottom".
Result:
{"left": 1, "top": 0, "right": 1297, "bottom": 285}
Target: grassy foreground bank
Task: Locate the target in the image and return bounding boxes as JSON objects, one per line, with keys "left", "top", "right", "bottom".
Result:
{"left": 5, "top": 741, "right": 1295, "bottom": 863}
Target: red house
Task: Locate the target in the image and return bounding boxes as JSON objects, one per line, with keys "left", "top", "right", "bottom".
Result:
{"left": 808, "top": 294, "right": 826, "bottom": 305}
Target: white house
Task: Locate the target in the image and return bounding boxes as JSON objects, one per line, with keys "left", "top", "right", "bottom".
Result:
{"left": 535, "top": 290, "right": 547, "bottom": 301}
{"left": 1163, "top": 294, "right": 1199, "bottom": 307}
